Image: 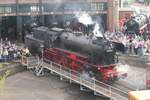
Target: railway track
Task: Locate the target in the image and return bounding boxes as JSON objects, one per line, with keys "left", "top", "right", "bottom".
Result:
{"left": 119, "top": 54, "right": 149, "bottom": 68}
{"left": 113, "top": 82, "right": 135, "bottom": 93}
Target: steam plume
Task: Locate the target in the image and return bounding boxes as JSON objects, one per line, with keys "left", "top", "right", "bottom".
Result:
{"left": 76, "top": 12, "right": 103, "bottom": 37}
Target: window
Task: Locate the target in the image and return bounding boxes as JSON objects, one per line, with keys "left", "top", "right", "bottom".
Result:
{"left": 5, "top": 7, "right": 11, "bottom": 13}
{"left": 64, "top": 2, "right": 88, "bottom": 11}
{"left": 19, "top": 4, "right": 30, "bottom": 13}
{"left": 30, "top": 5, "right": 39, "bottom": 12}
{"left": 42, "top": 2, "right": 90, "bottom": 12}
{"left": 19, "top": 4, "right": 39, "bottom": 13}
{"left": 91, "top": 3, "right": 107, "bottom": 11}
{"left": 0, "top": 7, "right": 5, "bottom": 14}
{"left": 0, "top": 5, "right": 16, "bottom": 14}
{"left": 42, "top": 4, "right": 57, "bottom": 12}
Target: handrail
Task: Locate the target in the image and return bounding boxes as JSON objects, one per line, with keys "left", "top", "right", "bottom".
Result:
{"left": 44, "top": 60, "right": 128, "bottom": 99}
{"left": 21, "top": 55, "right": 39, "bottom": 66}
{"left": 23, "top": 56, "right": 128, "bottom": 100}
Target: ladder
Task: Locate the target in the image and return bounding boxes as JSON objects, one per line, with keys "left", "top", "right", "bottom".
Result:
{"left": 22, "top": 56, "right": 128, "bottom": 100}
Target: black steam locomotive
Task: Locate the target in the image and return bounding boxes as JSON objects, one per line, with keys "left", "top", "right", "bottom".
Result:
{"left": 25, "top": 26, "right": 127, "bottom": 83}
{"left": 26, "top": 26, "right": 116, "bottom": 65}
{"left": 124, "top": 14, "right": 150, "bottom": 35}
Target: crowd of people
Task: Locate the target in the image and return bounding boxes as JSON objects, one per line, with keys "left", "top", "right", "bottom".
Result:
{"left": 0, "top": 32, "right": 149, "bottom": 62}
{"left": 0, "top": 38, "right": 30, "bottom": 62}
{"left": 105, "top": 32, "right": 150, "bottom": 56}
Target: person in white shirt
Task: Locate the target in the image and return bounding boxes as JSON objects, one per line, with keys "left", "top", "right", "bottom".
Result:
{"left": 3, "top": 48, "right": 8, "bottom": 62}
{"left": 134, "top": 39, "right": 139, "bottom": 55}
{"left": 147, "top": 40, "right": 150, "bottom": 53}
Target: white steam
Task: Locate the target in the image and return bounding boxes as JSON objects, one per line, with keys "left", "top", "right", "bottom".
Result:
{"left": 93, "top": 22, "right": 103, "bottom": 37}
{"left": 76, "top": 13, "right": 94, "bottom": 26}
{"left": 76, "top": 12, "right": 103, "bottom": 37}
{"left": 116, "top": 64, "right": 130, "bottom": 74}
{"left": 115, "top": 63, "right": 130, "bottom": 79}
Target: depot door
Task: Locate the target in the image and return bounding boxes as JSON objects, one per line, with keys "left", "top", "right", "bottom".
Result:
{"left": 1, "top": 16, "right": 17, "bottom": 41}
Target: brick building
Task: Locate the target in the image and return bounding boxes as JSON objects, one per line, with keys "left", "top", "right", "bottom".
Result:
{"left": 0, "top": 0, "right": 119, "bottom": 41}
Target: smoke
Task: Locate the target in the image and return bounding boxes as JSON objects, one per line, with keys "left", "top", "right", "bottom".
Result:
{"left": 131, "top": 5, "right": 142, "bottom": 15}
{"left": 93, "top": 22, "right": 103, "bottom": 37}
{"left": 131, "top": 6, "right": 150, "bottom": 19}
{"left": 76, "top": 13, "right": 94, "bottom": 26}
{"left": 134, "top": 7, "right": 141, "bottom": 15}
{"left": 117, "top": 64, "right": 130, "bottom": 73}
{"left": 45, "top": 0, "right": 104, "bottom": 37}
{"left": 76, "top": 12, "right": 103, "bottom": 37}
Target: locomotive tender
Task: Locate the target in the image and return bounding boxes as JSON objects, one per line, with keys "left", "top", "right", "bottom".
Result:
{"left": 25, "top": 26, "right": 127, "bottom": 83}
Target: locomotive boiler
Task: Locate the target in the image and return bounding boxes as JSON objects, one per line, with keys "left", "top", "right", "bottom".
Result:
{"left": 124, "top": 14, "right": 150, "bottom": 34}
{"left": 25, "top": 26, "right": 127, "bottom": 83}
{"left": 59, "top": 31, "right": 116, "bottom": 65}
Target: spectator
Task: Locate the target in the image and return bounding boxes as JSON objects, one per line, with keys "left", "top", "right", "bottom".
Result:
{"left": 3, "top": 48, "right": 8, "bottom": 62}
{"left": 24, "top": 47, "right": 30, "bottom": 57}
{"left": 22, "top": 47, "right": 30, "bottom": 57}
{"left": 104, "top": 32, "right": 150, "bottom": 56}
{"left": 134, "top": 40, "right": 139, "bottom": 55}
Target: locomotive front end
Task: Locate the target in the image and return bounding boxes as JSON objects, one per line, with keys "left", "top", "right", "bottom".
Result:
{"left": 95, "top": 42, "right": 127, "bottom": 83}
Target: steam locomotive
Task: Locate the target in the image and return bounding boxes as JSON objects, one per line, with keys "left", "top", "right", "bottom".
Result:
{"left": 124, "top": 14, "right": 150, "bottom": 35}
{"left": 25, "top": 26, "right": 127, "bottom": 83}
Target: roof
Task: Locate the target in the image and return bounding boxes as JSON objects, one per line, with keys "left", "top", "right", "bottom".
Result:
{"left": 131, "top": 3, "right": 150, "bottom": 13}
{"left": 132, "top": 3, "right": 150, "bottom": 10}
{"left": 129, "top": 90, "right": 150, "bottom": 100}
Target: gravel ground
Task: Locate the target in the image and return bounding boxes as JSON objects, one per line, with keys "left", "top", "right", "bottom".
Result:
{"left": 0, "top": 71, "right": 109, "bottom": 100}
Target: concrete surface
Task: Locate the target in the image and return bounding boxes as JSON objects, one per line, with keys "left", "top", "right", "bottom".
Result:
{"left": 0, "top": 71, "right": 108, "bottom": 100}
{"left": 115, "top": 55, "right": 148, "bottom": 90}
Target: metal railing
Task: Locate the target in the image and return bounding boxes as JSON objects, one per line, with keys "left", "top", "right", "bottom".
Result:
{"left": 21, "top": 56, "right": 40, "bottom": 69}
{"left": 43, "top": 60, "right": 128, "bottom": 100}
{"left": 23, "top": 56, "right": 128, "bottom": 100}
